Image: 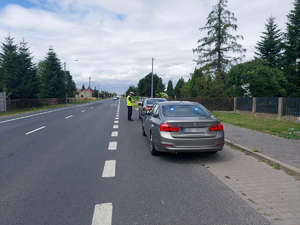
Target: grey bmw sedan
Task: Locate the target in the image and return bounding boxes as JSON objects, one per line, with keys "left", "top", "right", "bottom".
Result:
{"left": 142, "top": 101, "right": 224, "bottom": 155}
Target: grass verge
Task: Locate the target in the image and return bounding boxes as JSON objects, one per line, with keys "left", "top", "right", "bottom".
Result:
{"left": 0, "top": 99, "right": 102, "bottom": 118}
{"left": 212, "top": 112, "right": 300, "bottom": 140}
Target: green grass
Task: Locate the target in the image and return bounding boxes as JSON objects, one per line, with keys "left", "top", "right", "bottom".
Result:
{"left": 0, "top": 99, "right": 103, "bottom": 118}
{"left": 212, "top": 112, "right": 300, "bottom": 140}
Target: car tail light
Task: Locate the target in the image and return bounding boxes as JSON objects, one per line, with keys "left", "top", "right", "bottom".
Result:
{"left": 159, "top": 123, "right": 179, "bottom": 132}
{"left": 144, "top": 107, "right": 152, "bottom": 111}
{"left": 209, "top": 123, "right": 223, "bottom": 131}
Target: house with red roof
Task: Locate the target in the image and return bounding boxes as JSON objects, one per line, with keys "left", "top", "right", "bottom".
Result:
{"left": 75, "top": 89, "right": 93, "bottom": 98}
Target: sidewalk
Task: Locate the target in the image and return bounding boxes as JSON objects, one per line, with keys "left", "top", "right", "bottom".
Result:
{"left": 223, "top": 123, "right": 300, "bottom": 178}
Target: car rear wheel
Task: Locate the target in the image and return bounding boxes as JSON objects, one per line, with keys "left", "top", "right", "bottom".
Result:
{"left": 150, "top": 133, "right": 159, "bottom": 155}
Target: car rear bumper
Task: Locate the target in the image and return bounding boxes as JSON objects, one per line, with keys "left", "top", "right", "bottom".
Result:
{"left": 154, "top": 131, "right": 224, "bottom": 153}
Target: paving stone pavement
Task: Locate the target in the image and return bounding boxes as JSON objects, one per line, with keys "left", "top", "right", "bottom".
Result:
{"left": 195, "top": 145, "right": 300, "bottom": 225}
{"left": 223, "top": 124, "right": 300, "bottom": 170}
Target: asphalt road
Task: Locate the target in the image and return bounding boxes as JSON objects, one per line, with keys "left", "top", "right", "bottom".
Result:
{"left": 0, "top": 98, "right": 269, "bottom": 225}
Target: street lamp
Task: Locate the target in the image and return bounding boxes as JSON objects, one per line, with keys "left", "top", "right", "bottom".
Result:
{"left": 64, "top": 60, "right": 78, "bottom": 104}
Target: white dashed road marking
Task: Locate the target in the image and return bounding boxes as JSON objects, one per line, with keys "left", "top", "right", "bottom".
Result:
{"left": 25, "top": 126, "right": 46, "bottom": 135}
{"left": 111, "top": 131, "right": 118, "bottom": 137}
{"left": 65, "top": 115, "right": 73, "bottom": 119}
{"left": 102, "top": 160, "right": 116, "bottom": 177}
{"left": 91, "top": 203, "right": 113, "bottom": 225}
{"left": 108, "top": 142, "right": 117, "bottom": 150}
{"left": 113, "top": 125, "right": 118, "bottom": 129}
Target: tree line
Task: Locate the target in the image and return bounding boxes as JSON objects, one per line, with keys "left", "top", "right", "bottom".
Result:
{"left": 0, "top": 34, "right": 77, "bottom": 100}
{"left": 126, "top": 0, "right": 300, "bottom": 98}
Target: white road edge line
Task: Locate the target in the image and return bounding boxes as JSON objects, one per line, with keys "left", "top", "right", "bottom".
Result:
{"left": 102, "top": 160, "right": 116, "bottom": 177}
{"left": 25, "top": 126, "right": 46, "bottom": 135}
{"left": 91, "top": 203, "right": 113, "bottom": 225}
{"left": 65, "top": 115, "right": 73, "bottom": 119}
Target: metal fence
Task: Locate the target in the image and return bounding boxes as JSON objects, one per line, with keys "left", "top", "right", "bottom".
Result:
{"left": 256, "top": 97, "right": 278, "bottom": 114}
{"left": 167, "top": 98, "right": 234, "bottom": 111}
{"left": 236, "top": 97, "right": 253, "bottom": 111}
{"left": 235, "top": 97, "right": 300, "bottom": 117}
{"left": 283, "top": 98, "right": 300, "bottom": 117}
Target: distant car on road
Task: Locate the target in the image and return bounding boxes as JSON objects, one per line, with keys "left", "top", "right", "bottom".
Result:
{"left": 138, "top": 98, "right": 167, "bottom": 119}
{"left": 142, "top": 101, "right": 224, "bottom": 155}
{"left": 113, "top": 96, "right": 118, "bottom": 100}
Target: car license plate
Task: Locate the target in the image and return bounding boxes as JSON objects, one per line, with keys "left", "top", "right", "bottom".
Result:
{"left": 182, "top": 128, "right": 205, "bottom": 134}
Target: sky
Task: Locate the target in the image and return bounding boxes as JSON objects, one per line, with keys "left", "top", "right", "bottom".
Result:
{"left": 0, "top": 0, "right": 295, "bottom": 95}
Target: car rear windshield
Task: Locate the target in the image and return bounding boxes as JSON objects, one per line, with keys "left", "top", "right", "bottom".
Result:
{"left": 147, "top": 99, "right": 166, "bottom": 105}
{"left": 162, "top": 105, "right": 211, "bottom": 117}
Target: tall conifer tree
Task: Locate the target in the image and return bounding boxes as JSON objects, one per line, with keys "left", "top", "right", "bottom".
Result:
{"left": 0, "top": 33, "right": 20, "bottom": 99}
{"left": 18, "top": 38, "right": 39, "bottom": 99}
{"left": 193, "top": 0, "right": 246, "bottom": 79}
{"left": 39, "top": 47, "right": 65, "bottom": 98}
{"left": 166, "top": 80, "right": 174, "bottom": 98}
{"left": 283, "top": 0, "right": 300, "bottom": 97}
{"left": 254, "top": 16, "right": 283, "bottom": 68}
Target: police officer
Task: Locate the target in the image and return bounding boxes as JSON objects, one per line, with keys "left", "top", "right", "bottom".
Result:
{"left": 127, "top": 92, "right": 135, "bottom": 121}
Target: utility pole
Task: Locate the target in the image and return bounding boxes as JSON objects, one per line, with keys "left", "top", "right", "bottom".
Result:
{"left": 151, "top": 57, "right": 154, "bottom": 98}
{"left": 89, "top": 77, "right": 91, "bottom": 90}
{"left": 98, "top": 84, "right": 99, "bottom": 98}
{"left": 64, "top": 62, "right": 67, "bottom": 104}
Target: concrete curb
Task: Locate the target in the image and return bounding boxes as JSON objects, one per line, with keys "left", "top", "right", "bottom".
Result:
{"left": 225, "top": 139, "right": 300, "bottom": 179}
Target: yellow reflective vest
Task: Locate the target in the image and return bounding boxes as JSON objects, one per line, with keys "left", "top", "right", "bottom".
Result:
{"left": 127, "top": 95, "right": 134, "bottom": 106}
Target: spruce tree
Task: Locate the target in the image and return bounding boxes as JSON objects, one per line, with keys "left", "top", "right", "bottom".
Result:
{"left": 174, "top": 77, "right": 185, "bottom": 98}
{"left": 283, "top": 0, "right": 300, "bottom": 97}
{"left": 18, "top": 38, "right": 39, "bottom": 99}
{"left": 166, "top": 80, "right": 174, "bottom": 98}
{"left": 157, "top": 78, "right": 165, "bottom": 93}
{"left": 0, "top": 33, "right": 20, "bottom": 99}
{"left": 39, "top": 47, "right": 65, "bottom": 98}
{"left": 193, "top": 0, "right": 246, "bottom": 79}
{"left": 65, "top": 70, "right": 76, "bottom": 97}
{"left": 254, "top": 16, "right": 283, "bottom": 68}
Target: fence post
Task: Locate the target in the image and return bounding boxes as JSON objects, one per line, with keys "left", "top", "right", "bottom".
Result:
{"left": 234, "top": 97, "right": 237, "bottom": 113}
{"left": 278, "top": 97, "right": 283, "bottom": 120}
{"left": 252, "top": 97, "right": 256, "bottom": 115}
{"left": 0, "top": 92, "right": 7, "bottom": 112}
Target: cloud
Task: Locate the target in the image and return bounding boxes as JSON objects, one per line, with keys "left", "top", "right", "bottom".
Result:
{"left": 0, "top": 0, "right": 295, "bottom": 94}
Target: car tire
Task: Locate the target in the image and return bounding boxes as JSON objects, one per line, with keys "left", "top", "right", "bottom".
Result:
{"left": 142, "top": 122, "right": 146, "bottom": 136}
{"left": 150, "top": 133, "right": 159, "bottom": 155}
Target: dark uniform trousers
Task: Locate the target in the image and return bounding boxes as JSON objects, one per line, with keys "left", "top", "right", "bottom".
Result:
{"left": 127, "top": 106, "right": 132, "bottom": 120}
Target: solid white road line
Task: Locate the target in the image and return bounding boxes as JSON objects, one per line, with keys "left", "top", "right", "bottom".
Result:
{"left": 25, "top": 126, "right": 46, "bottom": 135}
{"left": 108, "top": 142, "right": 117, "bottom": 150}
{"left": 0, "top": 107, "right": 71, "bottom": 124}
{"left": 111, "top": 131, "right": 118, "bottom": 137}
{"left": 91, "top": 203, "right": 113, "bottom": 225}
{"left": 65, "top": 115, "right": 73, "bottom": 119}
{"left": 102, "top": 160, "right": 116, "bottom": 177}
